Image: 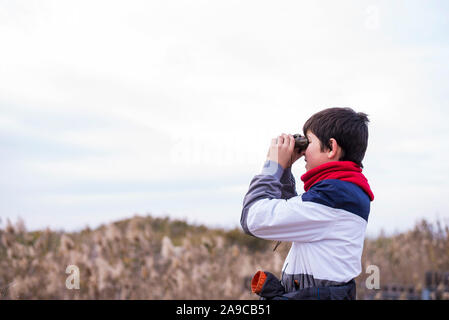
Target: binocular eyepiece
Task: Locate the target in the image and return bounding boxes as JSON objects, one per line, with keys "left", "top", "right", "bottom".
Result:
{"left": 293, "top": 134, "right": 309, "bottom": 152}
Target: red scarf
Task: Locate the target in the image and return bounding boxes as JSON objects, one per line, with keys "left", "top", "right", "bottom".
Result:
{"left": 300, "top": 161, "right": 374, "bottom": 201}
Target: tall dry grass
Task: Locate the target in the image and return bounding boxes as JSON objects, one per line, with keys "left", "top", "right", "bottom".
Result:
{"left": 0, "top": 215, "right": 285, "bottom": 299}
{"left": 1, "top": 215, "right": 448, "bottom": 299}
{"left": 357, "top": 219, "right": 449, "bottom": 299}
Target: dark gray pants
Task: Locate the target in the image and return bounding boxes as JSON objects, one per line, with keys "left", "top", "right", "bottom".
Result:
{"left": 271, "top": 279, "right": 356, "bottom": 300}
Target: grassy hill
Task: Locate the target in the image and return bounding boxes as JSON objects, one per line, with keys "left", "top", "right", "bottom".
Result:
{"left": 1, "top": 215, "right": 448, "bottom": 299}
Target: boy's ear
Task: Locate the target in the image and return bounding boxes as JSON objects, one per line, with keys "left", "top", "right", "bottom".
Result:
{"left": 327, "top": 138, "right": 340, "bottom": 159}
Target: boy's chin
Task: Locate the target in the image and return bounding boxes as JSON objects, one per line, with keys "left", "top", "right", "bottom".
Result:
{"left": 305, "top": 163, "right": 316, "bottom": 172}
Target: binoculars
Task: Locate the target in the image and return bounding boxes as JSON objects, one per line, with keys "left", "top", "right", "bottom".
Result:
{"left": 293, "top": 134, "right": 309, "bottom": 152}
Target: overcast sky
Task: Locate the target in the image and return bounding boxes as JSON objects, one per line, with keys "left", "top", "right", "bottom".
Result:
{"left": 1, "top": 0, "right": 448, "bottom": 237}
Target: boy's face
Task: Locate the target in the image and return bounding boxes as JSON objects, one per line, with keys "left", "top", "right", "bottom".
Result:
{"left": 304, "top": 131, "right": 333, "bottom": 171}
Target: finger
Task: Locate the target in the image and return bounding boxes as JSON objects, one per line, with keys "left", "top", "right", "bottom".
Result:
{"left": 288, "top": 134, "right": 295, "bottom": 150}
{"left": 281, "top": 133, "right": 289, "bottom": 146}
{"left": 277, "top": 135, "right": 284, "bottom": 145}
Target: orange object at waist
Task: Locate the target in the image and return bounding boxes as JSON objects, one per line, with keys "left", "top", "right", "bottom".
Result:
{"left": 251, "top": 271, "right": 267, "bottom": 294}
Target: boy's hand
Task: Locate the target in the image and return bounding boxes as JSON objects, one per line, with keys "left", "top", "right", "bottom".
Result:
{"left": 266, "top": 133, "right": 305, "bottom": 169}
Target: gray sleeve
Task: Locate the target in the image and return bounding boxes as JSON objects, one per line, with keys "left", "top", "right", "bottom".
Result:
{"left": 280, "top": 166, "right": 298, "bottom": 200}
{"left": 240, "top": 160, "right": 286, "bottom": 236}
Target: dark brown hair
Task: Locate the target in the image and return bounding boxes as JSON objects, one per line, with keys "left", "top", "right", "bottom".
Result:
{"left": 303, "top": 107, "right": 369, "bottom": 168}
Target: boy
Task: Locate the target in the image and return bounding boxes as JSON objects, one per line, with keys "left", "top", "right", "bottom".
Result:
{"left": 241, "top": 107, "right": 374, "bottom": 300}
